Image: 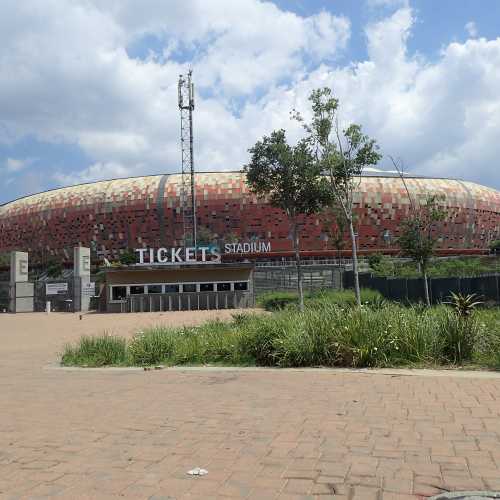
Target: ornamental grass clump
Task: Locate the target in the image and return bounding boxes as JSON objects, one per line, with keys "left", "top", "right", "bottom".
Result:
{"left": 60, "top": 296, "right": 500, "bottom": 369}
{"left": 128, "top": 327, "right": 175, "bottom": 365}
{"left": 61, "top": 334, "right": 127, "bottom": 367}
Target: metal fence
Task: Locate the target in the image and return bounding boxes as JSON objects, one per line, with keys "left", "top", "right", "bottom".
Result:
{"left": 344, "top": 272, "right": 500, "bottom": 304}
{"left": 0, "top": 281, "right": 9, "bottom": 312}
{"left": 34, "top": 279, "right": 75, "bottom": 312}
{"left": 121, "top": 291, "right": 253, "bottom": 313}
{"left": 254, "top": 265, "right": 343, "bottom": 294}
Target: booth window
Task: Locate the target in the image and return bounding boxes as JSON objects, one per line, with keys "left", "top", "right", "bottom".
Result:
{"left": 111, "top": 286, "right": 127, "bottom": 301}
{"left": 130, "top": 285, "right": 145, "bottom": 295}
{"left": 164, "top": 284, "right": 180, "bottom": 293}
{"left": 234, "top": 282, "right": 248, "bottom": 291}
{"left": 183, "top": 284, "right": 196, "bottom": 293}
{"left": 148, "top": 285, "right": 162, "bottom": 294}
{"left": 200, "top": 283, "right": 214, "bottom": 292}
{"left": 217, "top": 282, "right": 231, "bottom": 291}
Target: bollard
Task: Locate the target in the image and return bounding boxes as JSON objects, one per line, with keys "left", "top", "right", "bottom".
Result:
{"left": 46, "top": 301, "right": 51, "bottom": 314}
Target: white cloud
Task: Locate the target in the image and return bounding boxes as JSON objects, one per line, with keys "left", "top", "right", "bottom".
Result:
{"left": 366, "top": 0, "right": 409, "bottom": 9}
{"left": 53, "top": 161, "right": 138, "bottom": 185}
{"left": 4, "top": 157, "right": 32, "bottom": 172}
{"left": 0, "top": 0, "right": 500, "bottom": 197}
{"left": 465, "top": 21, "right": 478, "bottom": 38}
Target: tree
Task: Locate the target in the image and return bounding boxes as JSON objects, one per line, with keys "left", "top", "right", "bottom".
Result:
{"left": 390, "top": 156, "right": 446, "bottom": 306}
{"left": 294, "top": 88, "right": 382, "bottom": 306}
{"left": 321, "top": 203, "right": 347, "bottom": 260}
{"left": 119, "top": 249, "right": 137, "bottom": 266}
{"left": 244, "top": 129, "right": 331, "bottom": 310}
{"left": 46, "top": 259, "right": 63, "bottom": 278}
{"left": 398, "top": 194, "right": 446, "bottom": 306}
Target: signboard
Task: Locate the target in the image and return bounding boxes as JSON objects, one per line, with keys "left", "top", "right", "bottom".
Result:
{"left": 46, "top": 283, "right": 68, "bottom": 295}
{"left": 134, "top": 241, "right": 272, "bottom": 266}
{"left": 82, "top": 282, "right": 96, "bottom": 296}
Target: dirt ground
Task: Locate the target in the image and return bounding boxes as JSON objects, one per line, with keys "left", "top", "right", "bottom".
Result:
{"left": 0, "top": 309, "right": 257, "bottom": 363}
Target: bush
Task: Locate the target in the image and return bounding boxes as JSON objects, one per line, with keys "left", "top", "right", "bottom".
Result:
{"left": 128, "top": 327, "right": 175, "bottom": 365}
{"left": 61, "top": 302, "right": 500, "bottom": 369}
{"left": 61, "top": 334, "right": 127, "bottom": 366}
{"left": 490, "top": 240, "right": 500, "bottom": 255}
{"left": 257, "top": 291, "right": 298, "bottom": 311}
{"left": 257, "top": 288, "right": 386, "bottom": 311}
{"left": 438, "top": 309, "right": 478, "bottom": 364}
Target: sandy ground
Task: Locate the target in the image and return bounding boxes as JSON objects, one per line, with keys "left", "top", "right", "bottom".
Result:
{"left": 0, "top": 309, "right": 259, "bottom": 363}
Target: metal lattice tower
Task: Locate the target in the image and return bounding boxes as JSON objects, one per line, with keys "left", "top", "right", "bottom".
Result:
{"left": 178, "top": 70, "right": 197, "bottom": 249}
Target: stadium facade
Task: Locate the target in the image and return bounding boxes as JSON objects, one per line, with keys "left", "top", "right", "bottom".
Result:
{"left": 1, "top": 172, "right": 500, "bottom": 264}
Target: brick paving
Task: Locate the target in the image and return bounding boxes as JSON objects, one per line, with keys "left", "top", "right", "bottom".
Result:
{"left": 1, "top": 312, "right": 500, "bottom": 499}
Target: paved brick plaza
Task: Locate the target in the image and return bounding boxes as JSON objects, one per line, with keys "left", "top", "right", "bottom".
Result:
{"left": 1, "top": 312, "right": 500, "bottom": 499}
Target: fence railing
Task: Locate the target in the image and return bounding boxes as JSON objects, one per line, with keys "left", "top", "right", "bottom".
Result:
{"left": 344, "top": 272, "right": 500, "bottom": 304}
{"left": 0, "top": 281, "right": 9, "bottom": 312}
{"left": 121, "top": 291, "right": 253, "bottom": 313}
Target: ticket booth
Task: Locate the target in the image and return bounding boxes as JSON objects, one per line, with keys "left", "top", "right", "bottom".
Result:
{"left": 102, "top": 262, "right": 254, "bottom": 313}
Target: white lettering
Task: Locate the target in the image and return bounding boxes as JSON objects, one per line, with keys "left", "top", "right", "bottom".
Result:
{"left": 19, "top": 259, "right": 28, "bottom": 276}
{"left": 243, "top": 243, "right": 250, "bottom": 253}
{"left": 157, "top": 248, "right": 169, "bottom": 263}
{"left": 82, "top": 255, "right": 90, "bottom": 272}
{"left": 135, "top": 248, "right": 147, "bottom": 264}
{"left": 261, "top": 241, "right": 271, "bottom": 252}
{"left": 185, "top": 247, "right": 196, "bottom": 262}
{"left": 210, "top": 248, "right": 221, "bottom": 262}
{"left": 149, "top": 248, "right": 155, "bottom": 263}
{"left": 224, "top": 243, "right": 232, "bottom": 254}
{"left": 171, "top": 247, "right": 183, "bottom": 262}
{"left": 236, "top": 243, "right": 243, "bottom": 253}
{"left": 200, "top": 247, "right": 209, "bottom": 261}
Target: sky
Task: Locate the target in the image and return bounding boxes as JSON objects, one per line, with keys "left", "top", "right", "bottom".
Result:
{"left": 1, "top": 0, "right": 500, "bottom": 204}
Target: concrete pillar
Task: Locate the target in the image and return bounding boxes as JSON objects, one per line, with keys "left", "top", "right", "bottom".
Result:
{"left": 73, "top": 247, "right": 92, "bottom": 312}
{"left": 9, "top": 251, "right": 34, "bottom": 313}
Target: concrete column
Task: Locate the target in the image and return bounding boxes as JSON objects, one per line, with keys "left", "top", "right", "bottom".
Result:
{"left": 73, "top": 247, "right": 92, "bottom": 312}
{"left": 9, "top": 251, "right": 34, "bottom": 313}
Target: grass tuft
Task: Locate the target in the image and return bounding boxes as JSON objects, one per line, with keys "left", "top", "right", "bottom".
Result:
{"left": 61, "top": 334, "right": 127, "bottom": 367}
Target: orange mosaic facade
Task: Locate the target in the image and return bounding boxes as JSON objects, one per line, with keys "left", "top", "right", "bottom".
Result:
{"left": 1, "top": 172, "right": 499, "bottom": 262}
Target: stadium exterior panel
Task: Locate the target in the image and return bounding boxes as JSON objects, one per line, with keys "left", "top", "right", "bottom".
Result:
{"left": 1, "top": 172, "right": 500, "bottom": 263}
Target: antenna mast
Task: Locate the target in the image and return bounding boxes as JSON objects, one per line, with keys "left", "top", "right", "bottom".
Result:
{"left": 178, "top": 70, "right": 197, "bottom": 249}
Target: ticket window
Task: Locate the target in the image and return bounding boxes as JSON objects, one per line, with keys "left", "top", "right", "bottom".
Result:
{"left": 111, "top": 286, "right": 127, "bottom": 301}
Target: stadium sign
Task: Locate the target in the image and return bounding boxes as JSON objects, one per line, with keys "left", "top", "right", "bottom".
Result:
{"left": 134, "top": 241, "right": 272, "bottom": 265}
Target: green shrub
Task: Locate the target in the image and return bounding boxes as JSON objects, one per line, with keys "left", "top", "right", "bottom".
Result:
{"left": 258, "top": 288, "right": 386, "bottom": 311}
{"left": 257, "top": 291, "right": 298, "bottom": 311}
{"left": 438, "top": 308, "right": 479, "bottom": 364}
{"left": 61, "top": 301, "right": 500, "bottom": 369}
{"left": 128, "top": 327, "right": 175, "bottom": 365}
{"left": 61, "top": 334, "right": 127, "bottom": 366}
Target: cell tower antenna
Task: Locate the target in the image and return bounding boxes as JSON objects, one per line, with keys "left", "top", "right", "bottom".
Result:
{"left": 178, "top": 69, "right": 197, "bottom": 249}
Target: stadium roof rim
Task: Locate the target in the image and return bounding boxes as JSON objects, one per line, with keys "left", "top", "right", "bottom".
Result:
{"left": 0, "top": 170, "right": 464, "bottom": 208}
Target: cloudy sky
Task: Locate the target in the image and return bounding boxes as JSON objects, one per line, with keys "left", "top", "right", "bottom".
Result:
{"left": 1, "top": 0, "right": 500, "bottom": 204}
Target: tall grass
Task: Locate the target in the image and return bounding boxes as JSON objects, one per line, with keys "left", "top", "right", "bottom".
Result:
{"left": 61, "top": 303, "right": 500, "bottom": 369}
{"left": 61, "top": 334, "right": 127, "bottom": 366}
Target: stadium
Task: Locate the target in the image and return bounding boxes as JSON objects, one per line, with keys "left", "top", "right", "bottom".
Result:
{"left": 1, "top": 171, "right": 500, "bottom": 264}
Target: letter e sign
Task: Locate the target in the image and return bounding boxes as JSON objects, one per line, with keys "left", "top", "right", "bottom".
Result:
{"left": 19, "top": 259, "right": 28, "bottom": 277}
{"left": 82, "top": 255, "right": 90, "bottom": 272}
